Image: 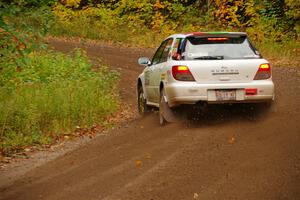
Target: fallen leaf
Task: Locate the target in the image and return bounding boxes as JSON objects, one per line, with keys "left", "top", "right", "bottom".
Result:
{"left": 135, "top": 160, "right": 142, "bottom": 168}
{"left": 145, "top": 154, "right": 151, "bottom": 159}
{"left": 228, "top": 136, "right": 235, "bottom": 144}
{"left": 193, "top": 192, "right": 199, "bottom": 199}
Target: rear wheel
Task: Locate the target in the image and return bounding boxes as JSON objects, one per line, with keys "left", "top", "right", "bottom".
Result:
{"left": 138, "top": 86, "right": 149, "bottom": 116}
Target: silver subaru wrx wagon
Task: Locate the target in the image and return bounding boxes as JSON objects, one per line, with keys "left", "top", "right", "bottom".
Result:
{"left": 137, "top": 32, "right": 275, "bottom": 125}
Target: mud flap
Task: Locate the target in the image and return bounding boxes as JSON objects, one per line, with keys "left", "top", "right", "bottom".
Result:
{"left": 160, "top": 90, "right": 180, "bottom": 123}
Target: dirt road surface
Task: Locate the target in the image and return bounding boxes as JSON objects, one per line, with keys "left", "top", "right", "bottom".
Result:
{"left": 0, "top": 39, "right": 299, "bottom": 200}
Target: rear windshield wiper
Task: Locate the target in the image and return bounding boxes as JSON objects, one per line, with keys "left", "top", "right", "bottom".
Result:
{"left": 193, "top": 56, "right": 224, "bottom": 60}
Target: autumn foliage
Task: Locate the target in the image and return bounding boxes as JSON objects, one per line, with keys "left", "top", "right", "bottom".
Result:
{"left": 47, "top": 0, "right": 300, "bottom": 64}
{"left": 0, "top": 0, "right": 299, "bottom": 155}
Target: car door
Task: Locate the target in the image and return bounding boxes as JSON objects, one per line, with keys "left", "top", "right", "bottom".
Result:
{"left": 151, "top": 38, "right": 174, "bottom": 103}
{"left": 145, "top": 40, "right": 168, "bottom": 103}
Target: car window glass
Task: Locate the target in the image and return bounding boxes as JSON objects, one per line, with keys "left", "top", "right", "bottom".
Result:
{"left": 152, "top": 40, "right": 168, "bottom": 65}
{"left": 171, "top": 38, "right": 183, "bottom": 60}
{"left": 172, "top": 38, "right": 182, "bottom": 54}
{"left": 184, "top": 36, "right": 259, "bottom": 60}
{"left": 160, "top": 38, "right": 173, "bottom": 63}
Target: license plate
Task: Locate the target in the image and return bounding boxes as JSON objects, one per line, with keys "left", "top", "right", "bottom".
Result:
{"left": 215, "top": 90, "right": 236, "bottom": 101}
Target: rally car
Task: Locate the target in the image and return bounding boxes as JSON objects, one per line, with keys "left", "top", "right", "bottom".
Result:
{"left": 137, "top": 32, "right": 275, "bottom": 124}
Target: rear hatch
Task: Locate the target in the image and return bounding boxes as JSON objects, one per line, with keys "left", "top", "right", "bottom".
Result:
{"left": 183, "top": 59, "right": 267, "bottom": 84}
{"left": 179, "top": 33, "right": 266, "bottom": 83}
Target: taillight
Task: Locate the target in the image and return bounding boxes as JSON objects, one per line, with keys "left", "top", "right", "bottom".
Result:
{"left": 172, "top": 65, "right": 195, "bottom": 81}
{"left": 254, "top": 63, "right": 271, "bottom": 80}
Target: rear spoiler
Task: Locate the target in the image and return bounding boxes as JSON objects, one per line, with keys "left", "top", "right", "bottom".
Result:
{"left": 186, "top": 32, "right": 247, "bottom": 38}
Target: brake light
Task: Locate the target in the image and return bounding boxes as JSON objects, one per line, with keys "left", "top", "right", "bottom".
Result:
{"left": 207, "top": 38, "right": 228, "bottom": 41}
{"left": 172, "top": 65, "right": 195, "bottom": 81}
{"left": 259, "top": 64, "right": 270, "bottom": 71}
{"left": 254, "top": 63, "right": 271, "bottom": 80}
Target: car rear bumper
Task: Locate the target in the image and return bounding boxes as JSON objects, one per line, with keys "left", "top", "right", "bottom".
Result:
{"left": 165, "top": 80, "right": 275, "bottom": 107}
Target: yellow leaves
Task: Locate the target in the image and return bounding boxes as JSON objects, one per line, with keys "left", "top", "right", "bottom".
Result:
{"left": 151, "top": 0, "right": 175, "bottom": 33}
{"left": 235, "top": 0, "right": 243, "bottom": 7}
{"left": 153, "top": 0, "right": 165, "bottom": 10}
{"left": 213, "top": 0, "right": 261, "bottom": 28}
{"left": 61, "top": 0, "right": 81, "bottom": 8}
{"left": 17, "top": 43, "right": 26, "bottom": 51}
{"left": 215, "top": 0, "right": 221, "bottom": 6}
{"left": 151, "top": 12, "right": 165, "bottom": 31}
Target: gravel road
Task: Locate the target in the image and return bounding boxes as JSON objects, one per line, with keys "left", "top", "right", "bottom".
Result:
{"left": 0, "top": 39, "right": 299, "bottom": 200}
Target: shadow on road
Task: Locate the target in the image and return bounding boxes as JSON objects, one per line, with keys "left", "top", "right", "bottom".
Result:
{"left": 169, "top": 103, "right": 274, "bottom": 128}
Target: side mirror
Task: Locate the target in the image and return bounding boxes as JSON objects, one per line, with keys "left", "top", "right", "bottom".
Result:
{"left": 138, "top": 57, "right": 151, "bottom": 66}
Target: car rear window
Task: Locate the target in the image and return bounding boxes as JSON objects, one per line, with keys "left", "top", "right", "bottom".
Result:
{"left": 183, "top": 36, "right": 260, "bottom": 60}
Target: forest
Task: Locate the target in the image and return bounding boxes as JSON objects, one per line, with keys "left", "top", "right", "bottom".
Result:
{"left": 1, "top": 1, "right": 300, "bottom": 56}
{"left": 0, "top": 0, "right": 299, "bottom": 155}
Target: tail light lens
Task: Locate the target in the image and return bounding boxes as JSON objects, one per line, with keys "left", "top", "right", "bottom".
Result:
{"left": 254, "top": 63, "right": 271, "bottom": 80}
{"left": 172, "top": 65, "right": 195, "bottom": 81}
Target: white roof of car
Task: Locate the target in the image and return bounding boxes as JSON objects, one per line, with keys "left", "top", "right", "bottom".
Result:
{"left": 168, "top": 32, "right": 247, "bottom": 39}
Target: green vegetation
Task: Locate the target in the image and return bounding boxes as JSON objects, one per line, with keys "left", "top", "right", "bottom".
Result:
{"left": 0, "top": 50, "right": 119, "bottom": 155}
{"left": 5, "top": 0, "right": 299, "bottom": 66}
{"left": 2, "top": 0, "right": 300, "bottom": 65}
{"left": 0, "top": 3, "right": 119, "bottom": 155}
{"left": 0, "top": 0, "right": 299, "bottom": 155}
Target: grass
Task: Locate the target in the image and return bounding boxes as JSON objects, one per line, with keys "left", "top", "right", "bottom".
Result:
{"left": 48, "top": 5, "right": 164, "bottom": 48}
{"left": 257, "top": 41, "right": 300, "bottom": 67}
{"left": 0, "top": 50, "right": 119, "bottom": 156}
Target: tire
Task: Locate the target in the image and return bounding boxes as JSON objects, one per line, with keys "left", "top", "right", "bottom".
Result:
{"left": 137, "top": 86, "right": 149, "bottom": 116}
